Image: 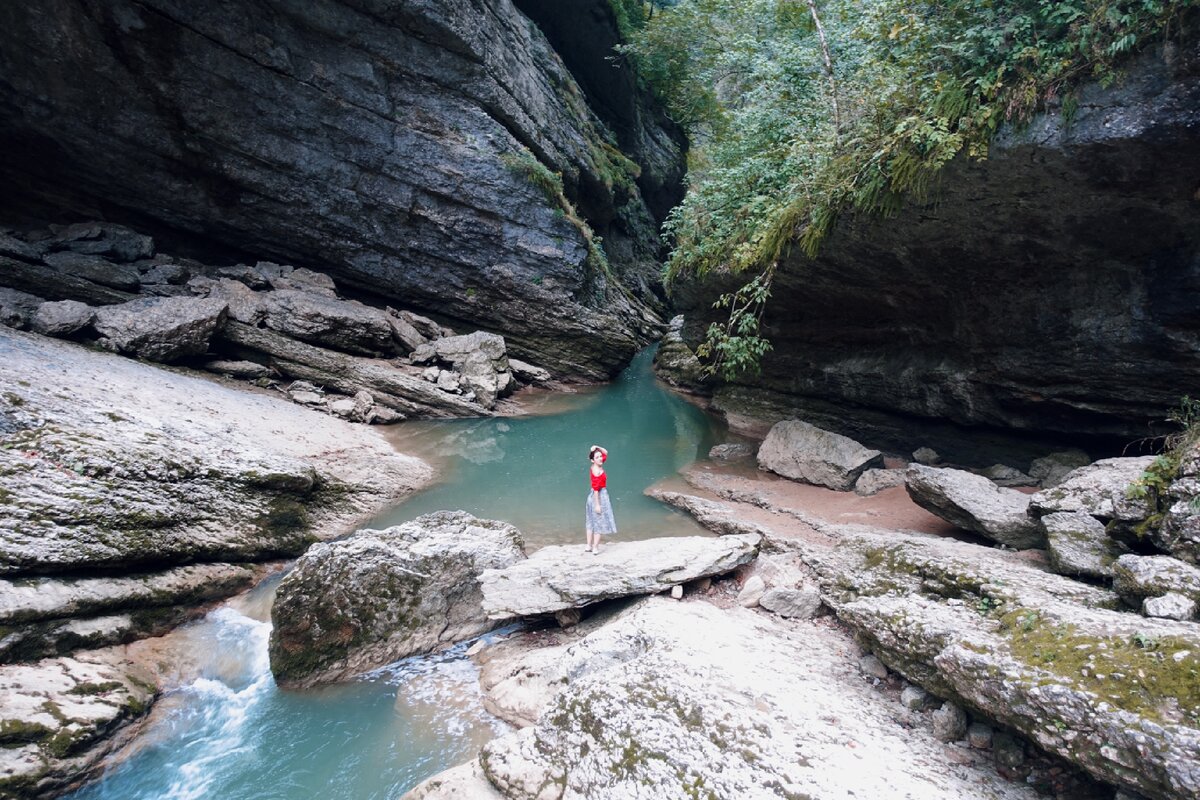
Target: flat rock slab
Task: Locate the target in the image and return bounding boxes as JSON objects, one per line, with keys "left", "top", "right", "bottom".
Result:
{"left": 478, "top": 534, "right": 760, "bottom": 619}
{"left": 415, "top": 598, "right": 1043, "bottom": 800}
{"left": 757, "top": 419, "right": 882, "bottom": 491}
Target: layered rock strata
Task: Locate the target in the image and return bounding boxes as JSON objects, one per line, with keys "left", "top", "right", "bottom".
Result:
{"left": 0, "top": 0, "right": 683, "bottom": 378}
{"left": 664, "top": 43, "right": 1200, "bottom": 463}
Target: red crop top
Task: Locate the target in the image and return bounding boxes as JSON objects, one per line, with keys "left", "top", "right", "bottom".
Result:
{"left": 590, "top": 469, "right": 607, "bottom": 491}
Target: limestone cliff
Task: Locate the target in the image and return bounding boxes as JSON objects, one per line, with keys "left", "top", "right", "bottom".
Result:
{"left": 0, "top": 0, "right": 684, "bottom": 379}
{"left": 668, "top": 42, "right": 1200, "bottom": 464}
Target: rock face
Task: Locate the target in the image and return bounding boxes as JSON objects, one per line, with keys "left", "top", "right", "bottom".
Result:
{"left": 269, "top": 512, "right": 525, "bottom": 688}
{"left": 757, "top": 420, "right": 883, "bottom": 491}
{"left": 0, "top": 0, "right": 684, "bottom": 379}
{"left": 905, "top": 465, "right": 1044, "bottom": 549}
{"left": 667, "top": 43, "right": 1200, "bottom": 463}
{"left": 478, "top": 534, "right": 761, "bottom": 619}
{"left": 419, "top": 597, "right": 1044, "bottom": 800}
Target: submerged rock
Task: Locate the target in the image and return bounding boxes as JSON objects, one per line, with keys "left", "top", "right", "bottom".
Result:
{"left": 478, "top": 534, "right": 760, "bottom": 620}
{"left": 905, "top": 465, "right": 1044, "bottom": 549}
{"left": 757, "top": 419, "right": 883, "bottom": 491}
{"left": 269, "top": 512, "right": 525, "bottom": 688}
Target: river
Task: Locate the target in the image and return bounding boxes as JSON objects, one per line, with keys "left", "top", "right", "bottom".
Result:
{"left": 66, "top": 347, "right": 726, "bottom": 799}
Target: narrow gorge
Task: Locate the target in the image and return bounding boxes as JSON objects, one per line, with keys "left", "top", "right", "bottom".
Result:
{"left": 1, "top": 2, "right": 1198, "bottom": 800}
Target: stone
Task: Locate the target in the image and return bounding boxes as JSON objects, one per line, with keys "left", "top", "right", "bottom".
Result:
{"left": 931, "top": 702, "right": 968, "bottom": 742}
{"left": 905, "top": 465, "right": 1044, "bottom": 549}
{"left": 432, "top": 332, "right": 514, "bottom": 409}
{"left": 257, "top": 290, "right": 396, "bottom": 356}
{"left": 402, "top": 757, "right": 502, "bottom": 800}
{"left": 1029, "top": 449, "right": 1092, "bottom": 488}
{"left": 463, "top": 597, "right": 1041, "bottom": 800}
{"left": 508, "top": 358, "right": 551, "bottom": 385}
{"left": 328, "top": 398, "right": 356, "bottom": 417}
{"left": 854, "top": 468, "right": 906, "bottom": 496}
{"left": 410, "top": 343, "right": 438, "bottom": 365}
{"left": 1041, "top": 511, "right": 1128, "bottom": 579}
{"left": 759, "top": 586, "right": 822, "bottom": 619}
{"left": 737, "top": 575, "right": 766, "bottom": 607}
{"left": 387, "top": 313, "right": 427, "bottom": 354}
{"left": 351, "top": 390, "right": 375, "bottom": 423}
{"left": 436, "top": 370, "right": 461, "bottom": 393}
{"left": 982, "top": 464, "right": 1037, "bottom": 487}
{"left": 269, "top": 266, "right": 337, "bottom": 296}
{"left": 709, "top": 442, "right": 755, "bottom": 462}
{"left": 1112, "top": 554, "right": 1200, "bottom": 606}
{"left": 669, "top": 584, "right": 684, "bottom": 600}
{"left": 139, "top": 261, "right": 190, "bottom": 285}
{"left": 30, "top": 300, "right": 94, "bottom": 337}
{"left": 858, "top": 654, "right": 889, "bottom": 680}
{"left": 757, "top": 419, "right": 883, "bottom": 491}
{"left": 217, "top": 264, "right": 271, "bottom": 290}
{"left": 188, "top": 276, "right": 264, "bottom": 325}
{"left": 993, "top": 732, "right": 1025, "bottom": 767}
{"left": 269, "top": 511, "right": 525, "bottom": 688}
{"left": 42, "top": 251, "right": 141, "bottom": 291}
{"left": 50, "top": 221, "right": 153, "bottom": 262}
{"left": 0, "top": 232, "right": 44, "bottom": 261}
{"left": 1143, "top": 592, "right": 1196, "bottom": 621}
{"left": 647, "top": 490, "right": 771, "bottom": 538}
{"left": 1029, "top": 457, "right": 1156, "bottom": 523}
{"left": 0, "top": 287, "right": 44, "bottom": 329}
{"left": 290, "top": 391, "right": 324, "bottom": 406}
{"left": 396, "top": 310, "right": 445, "bottom": 341}
{"left": 422, "top": 366, "right": 440, "bottom": 382}
{"left": 1, "top": 254, "right": 136, "bottom": 307}
{"left": 203, "top": 359, "right": 272, "bottom": 380}
{"left": 653, "top": 315, "right": 707, "bottom": 389}
{"left": 900, "top": 684, "right": 938, "bottom": 712}
{"left": 967, "top": 723, "right": 994, "bottom": 750}
{"left": 91, "top": 296, "right": 228, "bottom": 362}
{"left": 913, "top": 447, "right": 940, "bottom": 465}
{"left": 1158, "top": 439, "right": 1200, "bottom": 565}
{"left": 478, "top": 534, "right": 760, "bottom": 620}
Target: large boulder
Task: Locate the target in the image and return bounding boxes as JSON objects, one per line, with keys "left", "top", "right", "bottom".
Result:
{"left": 1029, "top": 457, "right": 1156, "bottom": 526}
{"left": 757, "top": 419, "right": 883, "bottom": 491}
{"left": 1112, "top": 554, "right": 1200, "bottom": 608}
{"left": 905, "top": 465, "right": 1044, "bottom": 549}
{"left": 41, "top": 252, "right": 140, "bottom": 292}
{"left": 1029, "top": 449, "right": 1092, "bottom": 488}
{"left": 431, "top": 332, "right": 515, "bottom": 408}
{"left": 441, "top": 598, "right": 1046, "bottom": 800}
{"left": 92, "top": 296, "right": 228, "bottom": 362}
{"left": 30, "top": 301, "right": 94, "bottom": 338}
{"left": 47, "top": 221, "right": 154, "bottom": 262}
{"left": 478, "top": 534, "right": 761, "bottom": 620}
{"left": 257, "top": 290, "right": 396, "bottom": 356}
{"left": 1041, "top": 511, "right": 1128, "bottom": 579}
{"left": 269, "top": 511, "right": 525, "bottom": 688}
{"left": 0, "top": 287, "right": 43, "bottom": 329}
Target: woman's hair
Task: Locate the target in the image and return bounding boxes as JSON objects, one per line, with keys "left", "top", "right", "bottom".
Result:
{"left": 589, "top": 446, "right": 605, "bottom": 461}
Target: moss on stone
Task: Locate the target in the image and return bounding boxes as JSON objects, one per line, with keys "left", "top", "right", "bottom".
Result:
{"left": 0, "top": 719, "right": 52, "bottom": 744}
{"left": 66, "top": 681, "right": 123, "bottom": 697}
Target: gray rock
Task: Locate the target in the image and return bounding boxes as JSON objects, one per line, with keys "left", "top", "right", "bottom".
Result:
{"left": 269, "top": 511, "right": 525, "bottom": 687}
{"left": 647, "top": 490, "right": 772, "bottom": 537}
{"left": 395, "top": 310, "right": 445, "bottom": 341}
{"left": 203, "top": 359, "right": 272, "bottom": 380}
{"left": 351, "top": 390, "right": 375, "bottom": 424}
{"left": 268, "top": 266, "right": 337, "bottom": 296}
{"left": 409, "top": 343, "right": 438, "bottom": 365}
{"left": 1029, "top": 457, "right": 1156, "bottom": 523}
{"left": 216, "top": 264, "right": 271, "bottom": 290}
{"left": 421, "top": 366, "right": 440, "bottom": 382}
{"left": 257, "top": 290, "right": 396, "bottom": 356}
{"left": 478, "top": 534, "right": 760, "bottom": 620}
{"left": 42, "top": 251, "right": 141, "bottom": 291}
{"left": 0, "top": 287, "right": 45, "bottom": 329}
{"left": 328, "top": 398, "right": 356, "bottom": 417}
{"left": 931, "top": 702, "right": 968, "bottom": 742}
{"left": 759, "top": 586, "right": 822, "bottom": 619}
{"left": 912, "top": 447, "right": 940, "bottom": 465}
{"left": 1041, "top": 511, "right": 1128, "bottom": 579}
{"left": 737, "top": 575, "right": 766, "bottom": 607}
{"left": 508, "top": 358, "right": 551, "bottom": 385}
{"left": 858, "top": 654, "right": 889, "bottom": 680}
{"left": 653, "top": 315, "right": 707, "bottom": 389}
{"left": 982, "top": 464, "right": 1037, "bottom": 487}
{"left": 905, "top": 465, "right": 1044, "bottom": 549}
{"left": 900, "top": 684, "right": 938, "bottom": 712}
{"left": 92, "top": 296, "right": 228, "bottom": 362}
{"left": 290, "top": 390, "right": 325, "bottom": 406}
{"left": 854, "top": 468, "right": 906, "bottom": 496}
{"left": 139, "top": 261, "right": 190, "bottom": 286}
{"left": 1029, "top": 449, "right": 1092, "bottom": 488}
{"left": 1143, "top": 592, "right": 1196, "bottom": 621}
{"left": 1112, "top": 554, "right": 1200, "bottom": 606}
{"left": 436, "top": 370, "right": 461, "bottom": 393}
{"left": 50, "top": 221, "right": 153, "bottom": 262}
{"left": 432, "top": 332, "right": 514, "bottom": 408}
{"left": 403, "top": 758, "right": 501, "bottom": 800}
{"left": 2, "top": 254, "right": 136, "bottom": 307}
{"left": 758, "top": 420, "right": 883, "bottom": 491}
{"left": 709, "top": 442, "right": 755, "bottom": 462}
{"left": 0, "top": 232, "right": 44, "bottom": 261}
{"left": 993, "top": 732, "right": 1025, "bottom": 767}
{"left": 967, "top": 722, "right": 994, "bottom": 750}
{"left": 30, "top": 300, "right": 94, "bottom": 337}
{"left": 387, "top": 313, "right": 427, "bottom": 354}
{"left": 1158, "top": 439, "right": 1200, "bottom": 564}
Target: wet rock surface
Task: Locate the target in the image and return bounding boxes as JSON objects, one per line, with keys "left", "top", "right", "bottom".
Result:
{"left": 269, "top": 512, "right": 525, "bottom": 688}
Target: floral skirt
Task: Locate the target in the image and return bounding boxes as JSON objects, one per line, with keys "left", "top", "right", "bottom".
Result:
{"left": 585, "top": 488, "right": 617, "bottom": 535}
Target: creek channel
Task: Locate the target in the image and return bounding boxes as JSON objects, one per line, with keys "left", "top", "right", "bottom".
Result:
{"left": 67, "top": 347, "right": 726, "bottom": 799}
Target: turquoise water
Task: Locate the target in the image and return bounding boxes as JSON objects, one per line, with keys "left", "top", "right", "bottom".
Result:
{"left": 371, "top": 346, "right": 724, "bottom": 548}
{"left": 66, "top": 346, "right": 724, "bottom": 799}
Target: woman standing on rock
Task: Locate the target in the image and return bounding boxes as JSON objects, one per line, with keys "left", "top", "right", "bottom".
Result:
{"left": 586, "top": 445, "right": 617, "bottom": 553}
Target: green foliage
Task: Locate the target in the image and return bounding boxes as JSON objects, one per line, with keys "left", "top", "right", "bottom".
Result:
{"left": 623, "top": 0, "right": 1195, "bottom": 376}
{"left": 694, "top": 266, "right": 774, "bottom": 380}
{"left": 1127, "top": 395, "right": 1200, "bottom": 535}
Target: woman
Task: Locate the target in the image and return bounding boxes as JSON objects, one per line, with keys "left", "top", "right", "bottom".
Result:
{"left": 585, "top": 445, "right": 617, "bottom": 553}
